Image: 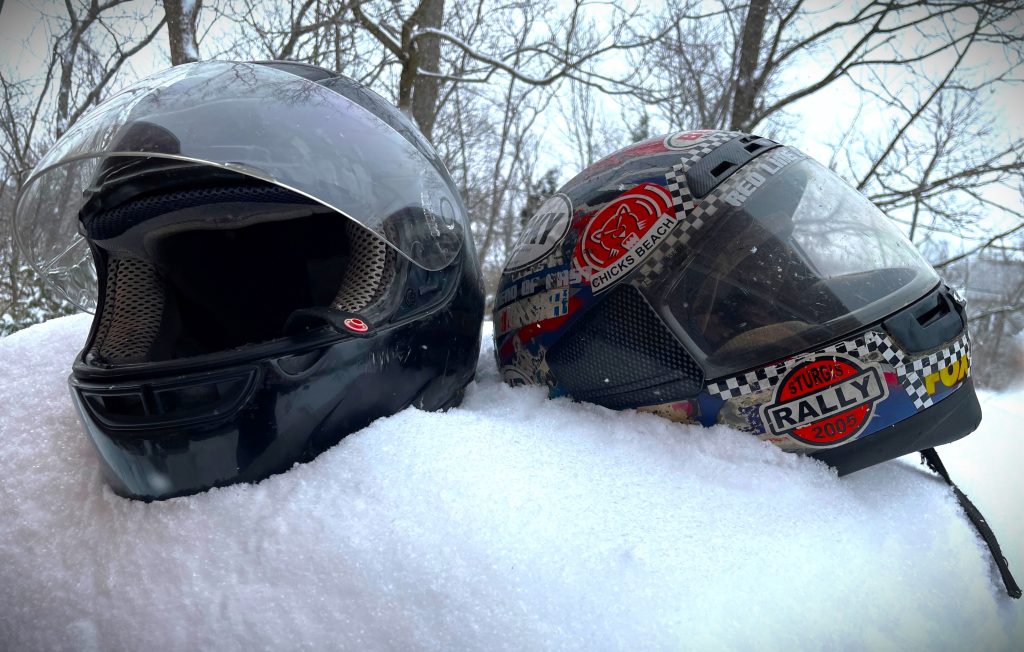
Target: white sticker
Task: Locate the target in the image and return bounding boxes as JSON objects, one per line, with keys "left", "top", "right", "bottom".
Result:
{"left": 496, "top": 288, "right": 570, "bottom": 335}
{"left": 757, "top": 354, "right": 889, "bottom": 449}
{"left": 505, "top": 194, "right": 572, "bottom": 271}
{"left": 663, "top": 130, "right": 713, "bottom": 150}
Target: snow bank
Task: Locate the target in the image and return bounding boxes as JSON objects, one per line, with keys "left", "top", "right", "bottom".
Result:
{"left": 1, "top": 315, "right": 1020, "bottom": 651}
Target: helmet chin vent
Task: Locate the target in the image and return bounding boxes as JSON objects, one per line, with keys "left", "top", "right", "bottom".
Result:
{"left": 78, "top": 370, "right": 255, "bottom": 429}
{"left": 547, "top": 284, "right": 704, "bottom": 410}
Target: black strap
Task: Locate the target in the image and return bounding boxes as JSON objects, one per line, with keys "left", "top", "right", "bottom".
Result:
{"left": 920, "top": 447, "right": 1021, "bottom": 599}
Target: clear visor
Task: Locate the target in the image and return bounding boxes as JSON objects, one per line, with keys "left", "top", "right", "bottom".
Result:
{"left": 15, "top": 61, "right": 464, "bottom": 311}
{"left": 665, "top": 155, "right": 939, "bottom": 376}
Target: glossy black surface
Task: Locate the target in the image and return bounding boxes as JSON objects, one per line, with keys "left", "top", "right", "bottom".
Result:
{"left": 684, "top": 134, "right": 778, "bottom": 198}
{"left": 61, "top": 61, "right": 486, "bottom": 500}
{"left": 811, "top": 377, "right": 982, "bottom": 476}
{"left": 71, "top": 249, "right": 483, "bottom": 501}
{"left": 883, "top": 286, "right": 965, "bottom": 354}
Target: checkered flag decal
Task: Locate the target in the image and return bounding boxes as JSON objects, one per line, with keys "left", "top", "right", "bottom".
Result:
{"left": 705, "top": 330, "right": 972, "bottom": 412}
{"left": 705, "top": 360, "right": 790, "bottom": 399}
{"left": 704, "top": 333, "right": 874, "bottom": 399}
{"left": 897, "top": 332, "right": 971, "bottom": 409}
{"left": 633, "top": 131, "right": 740, "bottom": 288}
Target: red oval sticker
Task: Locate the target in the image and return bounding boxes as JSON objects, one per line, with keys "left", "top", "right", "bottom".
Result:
{"left": 572, "top": 183, "right": 677, "bottom": 293}
{"left": 758, "top": 354, "right": 889, "bottom": 448}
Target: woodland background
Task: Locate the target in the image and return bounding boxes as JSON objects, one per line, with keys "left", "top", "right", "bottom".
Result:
{"left": 0, "top": 0, "right": 1022, "bottom": 387}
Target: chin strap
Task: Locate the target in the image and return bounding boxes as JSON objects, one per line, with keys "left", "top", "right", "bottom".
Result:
{"left": 920, "top": 447, "right": 1021, "bottom": 599}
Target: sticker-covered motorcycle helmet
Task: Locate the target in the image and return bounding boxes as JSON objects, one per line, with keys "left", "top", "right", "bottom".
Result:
{"left": 495, "top": 129, "right": 976, "bottom": 470}
{"left": 493, "top": 129, "right": 1020, "bottom": 599}
{"left": 15, "top": 61, "right": 484, "bottom": 500}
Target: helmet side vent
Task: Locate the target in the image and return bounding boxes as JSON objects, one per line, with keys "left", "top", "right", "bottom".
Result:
{"left": 883, "top": 286, "right": 964, "bottom": 354}
{"left": 685, "top": 135, "right": 779, "bottom": 198}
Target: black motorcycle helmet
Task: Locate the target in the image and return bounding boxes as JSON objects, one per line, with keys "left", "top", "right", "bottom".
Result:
{"left": 15, "top": 61, "right": 484, "bottom": 500}
{"left": 493, "top": 130, "right": 1019, "bottom": 597}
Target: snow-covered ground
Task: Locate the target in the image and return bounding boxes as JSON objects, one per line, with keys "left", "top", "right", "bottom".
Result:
{"left": 1, "top": 315, "right": 1021, "bottom": 651}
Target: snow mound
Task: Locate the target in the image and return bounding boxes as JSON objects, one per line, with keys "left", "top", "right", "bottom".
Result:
{"left": 1, "top": 315, "right": 1021, "bottom": 650}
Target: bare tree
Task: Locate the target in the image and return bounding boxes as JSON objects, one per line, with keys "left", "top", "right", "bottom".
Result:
{"left": 558, "top": 77, "right": 627, "bottom": 172}
{"left": 632, "top": 0, "right": 1023, "bottom": 384}
{"left": 730, "top": 0, "right": 771, "bottom": 131}
{"left": 205, "top": 0, "right": 653, "bottom": 278}
{"left": 942, "top": 237, "right": 1024, "bottom": 388}
{"left": 3, "top": 0, "right": 1023, "bottom": 386}
{"left": 212, "top": 0, "right": 666, "bottom": 134}
{"left": 50, "top": 1, "right": 166, "bottom": 138}
{"left": 164, "top": 0, "right": 203, "bottom": 65}
{"left": 0, "top": 0, "right": 165, "bottom": 333}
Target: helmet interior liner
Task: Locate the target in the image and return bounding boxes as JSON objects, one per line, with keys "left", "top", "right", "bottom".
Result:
{"left": 87, "top": 185, "right": 394, "bottom": 366}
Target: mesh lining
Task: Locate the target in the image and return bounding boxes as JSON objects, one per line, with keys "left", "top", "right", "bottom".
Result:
{"left": 332, "top": 222, "right": 396, "bottom": 312}
{"left": 547, "top": 285, "right": 704, "bottom": 410}
{"left": 90, "top": 257, "right": 165, "bottom": 363}
{"left": 86, "top": 184, "right": 319, "bottom": 240}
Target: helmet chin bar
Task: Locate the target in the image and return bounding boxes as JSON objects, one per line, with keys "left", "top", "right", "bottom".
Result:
{"left": 69, "top": 271, "right": 478, "bottom": 502}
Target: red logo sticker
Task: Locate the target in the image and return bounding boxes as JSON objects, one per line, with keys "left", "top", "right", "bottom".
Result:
{"left": 573, "top": 183, "right": 676, "bottom": 293}
{"left": 758, "top": 354, "right": 889, "bottom": 448}
{"left": 343, "top": 317, "right": 369, "bottom": 333}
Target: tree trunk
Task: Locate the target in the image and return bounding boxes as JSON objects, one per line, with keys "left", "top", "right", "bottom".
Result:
{"left": 398, "top": 0, "right": 444, "bottom": 141}
{"left": 163, "top": 0, "right": 202, "bottom": 65}
{"left": 729, "top": 0, "right": 769, "bottom": 131}
{"left": 56, "top": 52, "right": 76, "bottom": 139}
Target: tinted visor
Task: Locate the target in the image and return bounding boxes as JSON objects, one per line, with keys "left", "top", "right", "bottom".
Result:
{"left": 14, "top": 61, "right": 464, "bottom": 311}
{"left": 664, "top": 156, "right": 939, "bottom": 377}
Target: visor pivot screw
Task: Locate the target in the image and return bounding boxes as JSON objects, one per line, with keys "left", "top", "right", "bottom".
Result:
{"left": 343, "top": 318, "right": 369, "bottom": 333}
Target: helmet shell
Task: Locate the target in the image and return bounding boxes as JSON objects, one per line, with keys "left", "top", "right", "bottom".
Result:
{"left": 493, "top": 130, "right": 978, "bottom": 474}
{"left": 17, "top": 61, "right": 485, "bottom": 500}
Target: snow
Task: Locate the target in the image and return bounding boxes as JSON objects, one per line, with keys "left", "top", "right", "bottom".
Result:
{"left": 0, "top": 315, "right": 1021, "bottom": 651}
